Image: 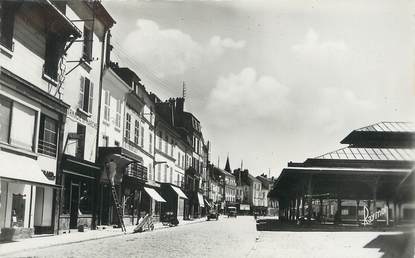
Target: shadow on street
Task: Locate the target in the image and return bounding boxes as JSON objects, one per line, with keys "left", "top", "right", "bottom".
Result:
{"left": 364, "top": 232, "right": 414, "bottom": 258}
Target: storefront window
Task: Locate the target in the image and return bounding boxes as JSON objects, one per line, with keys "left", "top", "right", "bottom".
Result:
{"left": 123, "top": 192, "right": 134, "bottom": 216}
{"left": 79, "top": 182, "right": 93, "bottom": 214}
{"left": 11, "top": 193, "right": 26, "bottom": 228}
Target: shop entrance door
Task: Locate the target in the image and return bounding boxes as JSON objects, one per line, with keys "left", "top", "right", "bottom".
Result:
{"left": 69, "top": 183, "right": 80, "bottom": 229}
{"left": 101, "top": 184, "right": 111, "bottom": 225}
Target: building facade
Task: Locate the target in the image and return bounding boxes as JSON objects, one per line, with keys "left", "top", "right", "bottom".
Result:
{"left": 58, "top": 1, "right": 114, "bottom": 232}
{"left": 0, "top": 1, "right": 81, "bottom": 239}
{"left": 154, "top": 97, "right": 207, "bottom": 219}
{"left": 248, "top": 174, "right": 262, "bottom": 213}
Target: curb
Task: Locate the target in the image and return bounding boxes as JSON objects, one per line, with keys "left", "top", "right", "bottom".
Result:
{"left": 0, "top": 218, "right": 208, "bottom": 256}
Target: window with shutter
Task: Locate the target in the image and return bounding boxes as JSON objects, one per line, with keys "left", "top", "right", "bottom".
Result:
{"left": 149, "top": 132, "right": 152, "bottom": 154}
{"left": 79, "top": 77, "right": 93, "bottom": 114}
{"left": 79, "top": 77, "right": 85, "bottom": 109}
{"left": 115, "top": 99, "right": 121, "bottom": 128}
{"left": 140, "top": 126, "right": 144, "bottom": 147}
{"left": 88, "top": 82, "right": 93, "bottom": 114}
{"left": 0, "top": 2, "right": 17, "bottom": 51}
{"left": 125, "top": 113, "right": 131, "bottom": 140}
{"left": 134, "top": 120, "right": 139, "bottom": 144}
{"left": 103, "top": 91, "right": 110, "bottom": 122}
{"left": 83, "top": 79, "right": 89, "bottom": 112}
{"left": 82, "top": 26, "right": 93, "bottom": 62}
{"left": 44, "top": 33, "right": 60, "bottom": 81}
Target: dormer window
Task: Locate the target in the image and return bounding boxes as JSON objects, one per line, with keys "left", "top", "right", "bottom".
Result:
{"left": 43, "top": 32, "right": 61, "bottom": 82}
{"left": 82, "top": 26, "right": 93, "bottom": 62}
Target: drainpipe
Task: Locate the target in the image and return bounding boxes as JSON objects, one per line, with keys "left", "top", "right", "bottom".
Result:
{"left": 93, "top": 27, "right": 109, "bottom": 230}
{"left": 55, "top": 113, "right": 67, "bottom": 234}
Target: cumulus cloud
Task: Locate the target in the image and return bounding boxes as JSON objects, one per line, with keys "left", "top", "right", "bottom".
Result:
{"left": 205, "top": 67, "right": 375, "bottom": 135}
{"left": 208, "top": 36, "right": 246, "bottom": 56}
{"left": 284, "top": 28, "right": 351, "bottom": 90}
{"left": 123, "top": 19, "right": 202, "bottom": 78}
{"left": 122, "top": 19, "right": 245, "bottom": 78}
{"left": 292, "top": 28, "right": 348, "bottom": 54}
{"left": 206, "top": 68, "right": 291, "bottom": 127}
{"left": 306, "top": 87, "right": 376, "bottom": 133}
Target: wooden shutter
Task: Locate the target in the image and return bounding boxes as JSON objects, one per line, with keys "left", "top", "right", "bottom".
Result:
{"left": 79, "top": 76, "right": 85, "bottom": 109}
{"left": 88, "top": 82, "right": 94, "bottom": 114}
{"left": 141, "top": 126, "right": 144, "bottom": 147}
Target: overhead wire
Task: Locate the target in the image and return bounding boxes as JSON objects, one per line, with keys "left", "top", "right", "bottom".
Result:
{"left": 108, "top": 32, "right": 183, "bottom": 96}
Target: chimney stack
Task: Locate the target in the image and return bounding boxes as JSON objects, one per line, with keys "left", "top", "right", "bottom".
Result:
{"left": 176, "top": 97, "right": 184, "bottom": 113}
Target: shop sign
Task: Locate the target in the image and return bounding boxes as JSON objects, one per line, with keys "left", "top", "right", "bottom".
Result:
{"left": 67, "top": 108, "right": 97, "bottom": 129}
{"left": 42, "top": 170, "right": 56, "bottom": 180}
{"left": 362, "top": 206, "right": 387, "bottom": 225}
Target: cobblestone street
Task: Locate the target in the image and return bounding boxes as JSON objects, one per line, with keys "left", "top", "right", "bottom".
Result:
{"left": 7, "top": 216, "right": 258, "bottom": 258}
{"left": 5, "top": 216, "right": 414, "bottom": 258}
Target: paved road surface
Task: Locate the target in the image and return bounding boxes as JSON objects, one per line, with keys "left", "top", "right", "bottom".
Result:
{"left": 9, "top": 216, "right": 258, "bottom": 258}
{"left": 7, "top": 216, "right": 413, "bottom": 258}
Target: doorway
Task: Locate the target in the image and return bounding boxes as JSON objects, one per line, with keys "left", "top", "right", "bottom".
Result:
{"left": 69, "top": 183, "right": 80, "bottom": 229}
{"left": 100, "top": 184, "right": 111, "bottom": 225}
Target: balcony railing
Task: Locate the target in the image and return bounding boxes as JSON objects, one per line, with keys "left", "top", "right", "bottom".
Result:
{"left": 37, "top": 139, "right": 57, "bottom": 157}
{"left": 126, "top": 162, "right": 148, "bottom": 182}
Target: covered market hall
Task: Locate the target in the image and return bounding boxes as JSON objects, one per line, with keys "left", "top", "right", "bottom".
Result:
{"left": 270, "top": 122, "right": 415, "bottom": 226}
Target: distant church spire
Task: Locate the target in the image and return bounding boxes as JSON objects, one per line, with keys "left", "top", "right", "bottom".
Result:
{"left": 224, "top": 155, "right": 231, "bottom": 172}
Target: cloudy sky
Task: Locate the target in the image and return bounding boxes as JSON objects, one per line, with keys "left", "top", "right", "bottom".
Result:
{"left": 103, "top": 0, "right": 415, "bottom": 177}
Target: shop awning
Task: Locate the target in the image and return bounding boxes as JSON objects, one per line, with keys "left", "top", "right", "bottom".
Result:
{"left": 0, "top": 150, "right": 59, "bottom": 188}
{"left": 197, "top": 193, "right": 204, "bottom": 208}
{"left": 144, "top": 187, "right": 166, "bottom": 203}
{"left": 204, "top": 199, "right": 212, "bottom": 208}
{"left": 171, "top": 185, "right": 188, "bottom": 199}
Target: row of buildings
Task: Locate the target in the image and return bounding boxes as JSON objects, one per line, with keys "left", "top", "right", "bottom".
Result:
{"left": 0, "top": 0, "right": 277, "bottom": 240}
{"left": 0, "top": 0, "right": 214, "bottom": 240}
{"left": 207, "top": 160, "right": 278, "bottom": 216}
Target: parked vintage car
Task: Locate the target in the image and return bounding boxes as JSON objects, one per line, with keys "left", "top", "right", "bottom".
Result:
{"left": 207, "top": 211, "right": 219, "bottom": 221}
{"left": 227, "top": 206, "right": 237, "bottom": 218}
{"left": 161, "top": 211, "right": 179, "bottom": 227}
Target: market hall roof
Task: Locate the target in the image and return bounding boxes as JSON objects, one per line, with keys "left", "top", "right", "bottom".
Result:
{"left": 315, "top": 147, "right": 415, "bottom": 161}
{"left": 341, "top": 121, "right": 415, "bottom": 148}
{"left": 270, "top": 121, "right": 415, "bottom": 201}
{"left": 355, "top": 122, "right": 415, "bottom": 132}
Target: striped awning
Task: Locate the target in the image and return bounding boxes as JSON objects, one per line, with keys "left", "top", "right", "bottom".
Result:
{"left": 144, "top": 187, "right": 166, "bottom": 202}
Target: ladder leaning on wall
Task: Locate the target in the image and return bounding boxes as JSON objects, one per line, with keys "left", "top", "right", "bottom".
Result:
{"left": 106, "top": 165, "right": 126, "bottom": 234}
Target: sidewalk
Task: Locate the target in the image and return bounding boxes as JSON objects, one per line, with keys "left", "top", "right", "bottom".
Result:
{"left": 0, "top": 217, "right": 208, "bottom": 257}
